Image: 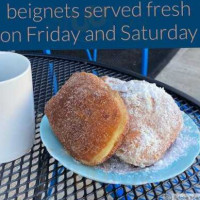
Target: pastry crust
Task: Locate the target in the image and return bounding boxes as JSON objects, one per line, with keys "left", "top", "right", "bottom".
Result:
{"left": 45, "top": 72, "right": 129, "bottom": 166}
{"left": 104, "top": 77, "right": 183, "bottom": 167}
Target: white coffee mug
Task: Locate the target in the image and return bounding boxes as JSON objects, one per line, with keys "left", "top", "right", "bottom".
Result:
{"left": 0, "top": 52, "right": 35, "bottom": 163}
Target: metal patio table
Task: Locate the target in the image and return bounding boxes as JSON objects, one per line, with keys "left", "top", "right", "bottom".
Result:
{"left": 0, "top": 54, "right": 200, "bottom": 200}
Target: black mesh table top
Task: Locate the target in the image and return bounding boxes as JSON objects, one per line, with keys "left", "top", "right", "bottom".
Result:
{"left": 0, "top": 54, "right": 200, "bottom": 200}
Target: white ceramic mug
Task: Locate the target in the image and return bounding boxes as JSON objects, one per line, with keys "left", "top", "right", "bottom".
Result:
{"left": 0, "top": 52, "right": 35, "bottom": 163}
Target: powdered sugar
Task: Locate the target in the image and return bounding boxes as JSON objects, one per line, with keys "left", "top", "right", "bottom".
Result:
{"left": 104, "top": 77, "right": 183, "bottom": 167}
{"left": 152, "top": 132, "right": 195, "bottom": 170}
{"left": 98, "top": 116, "right": 198, "bottom": 173}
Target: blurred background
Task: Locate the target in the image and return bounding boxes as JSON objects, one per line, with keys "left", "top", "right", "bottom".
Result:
{"left": 18, "top": 48, "right": 200, "bottom": 101}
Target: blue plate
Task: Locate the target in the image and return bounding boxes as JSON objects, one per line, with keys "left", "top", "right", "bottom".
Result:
{"left": 40, "top": 113, "right": 200, "bottom": 185}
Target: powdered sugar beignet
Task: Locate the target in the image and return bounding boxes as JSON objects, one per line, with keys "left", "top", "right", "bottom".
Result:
{"left": 104, "top": 77, "right": 183, "bottom": 167}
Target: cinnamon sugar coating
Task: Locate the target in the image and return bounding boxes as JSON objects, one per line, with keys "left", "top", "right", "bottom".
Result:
{"left": 45, "top": 72, "right": 129, "bottom": 166}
